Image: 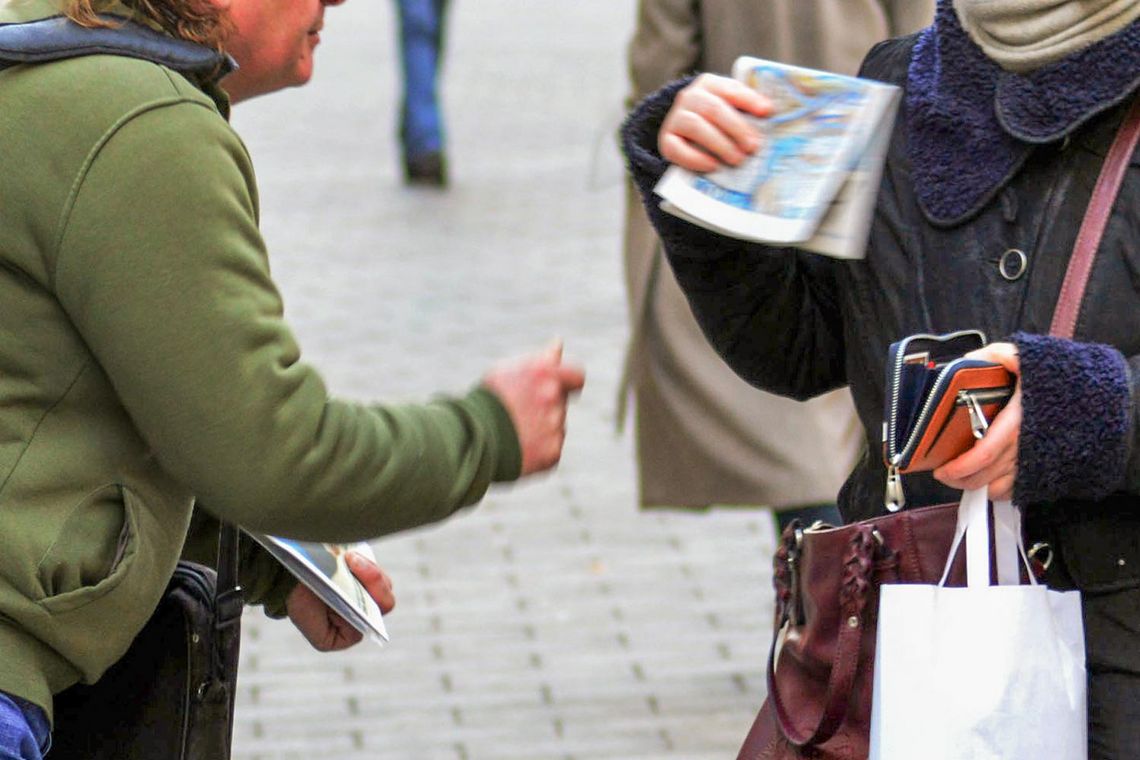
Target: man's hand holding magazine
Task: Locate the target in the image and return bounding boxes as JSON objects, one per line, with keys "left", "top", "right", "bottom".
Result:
{"left": 286, "top": 552, "right": 395, "bottom": 652}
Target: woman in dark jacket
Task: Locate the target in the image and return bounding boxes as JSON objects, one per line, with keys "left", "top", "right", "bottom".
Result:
{"left": 623, "top": 0, "right": 1140, "bottom": 755}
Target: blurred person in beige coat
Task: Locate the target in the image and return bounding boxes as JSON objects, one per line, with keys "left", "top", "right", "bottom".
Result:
{"left": 620, "top": 0, "right": 934, "bottom": 530}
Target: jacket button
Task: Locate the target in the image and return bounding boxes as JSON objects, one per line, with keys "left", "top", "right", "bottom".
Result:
{"left": 999, "top": 248, "right": 1028, "bottom": 281}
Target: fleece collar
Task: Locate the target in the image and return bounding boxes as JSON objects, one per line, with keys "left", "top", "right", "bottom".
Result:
{"left": 906, "top": 0, "right": 1140, "bottom": 226}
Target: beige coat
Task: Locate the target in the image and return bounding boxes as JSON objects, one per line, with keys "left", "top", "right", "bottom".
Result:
{"left": 621, "top": 0, "right": 934, "bottom": 509}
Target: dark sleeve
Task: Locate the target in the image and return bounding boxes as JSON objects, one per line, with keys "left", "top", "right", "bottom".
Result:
{"left": 619, "top": 80, "right": 849, "bottom": 399}
{"left": 1011, "top": 332, "right": 1134, "bottom": 504}
{"left": 181, "top": 507, "right": 296, "bottom": 618}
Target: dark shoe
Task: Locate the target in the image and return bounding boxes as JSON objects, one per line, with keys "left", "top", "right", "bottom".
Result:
{"left": 404, "top": 151, "right": 447, "bottom": 187}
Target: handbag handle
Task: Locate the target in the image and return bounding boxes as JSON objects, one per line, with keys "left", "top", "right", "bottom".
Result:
{"left": 767, "top": 525, "right": 878, "bottom": 748}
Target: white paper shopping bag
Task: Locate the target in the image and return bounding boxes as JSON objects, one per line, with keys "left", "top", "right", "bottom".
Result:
{"left": 869, "top": 489, "right": 1086, "bottom": 760}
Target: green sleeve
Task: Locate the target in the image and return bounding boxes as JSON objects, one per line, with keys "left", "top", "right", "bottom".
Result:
{"left": 53, "top": 100, "right": 522, "bottom": 542}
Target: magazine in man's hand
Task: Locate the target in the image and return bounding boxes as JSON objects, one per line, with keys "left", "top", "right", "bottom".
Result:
{"left": 245, "top": 533, "right": 389, "bottom": 644}
{"left": 654, "top": 55, "right": 900, "bottom": 260}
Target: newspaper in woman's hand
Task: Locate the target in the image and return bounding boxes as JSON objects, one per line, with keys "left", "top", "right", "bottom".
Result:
{"left": 654, "top": 56, "right": 900, "bottom": 260}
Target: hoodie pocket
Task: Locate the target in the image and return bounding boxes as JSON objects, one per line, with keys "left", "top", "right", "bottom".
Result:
{"left": 36, "top": 483, "right": 138, "bottom": 613}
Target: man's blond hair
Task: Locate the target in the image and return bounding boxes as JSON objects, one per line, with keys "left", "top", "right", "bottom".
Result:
{"left": 62, "top": 0, "right": 232, "bottom": 51}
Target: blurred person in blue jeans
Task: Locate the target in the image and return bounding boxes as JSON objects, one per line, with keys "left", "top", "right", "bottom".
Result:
{"left": 395, "top": 0, "right": 449, "bottom": 186}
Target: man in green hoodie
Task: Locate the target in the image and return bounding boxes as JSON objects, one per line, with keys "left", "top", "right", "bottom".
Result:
{"left": 0, "top": 0, "right": 585, "bottom": 755}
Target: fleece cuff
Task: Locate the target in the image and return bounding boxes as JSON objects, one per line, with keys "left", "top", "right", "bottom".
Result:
{"left": 1012, "top": 331, "right": 1132, "bottom": 504}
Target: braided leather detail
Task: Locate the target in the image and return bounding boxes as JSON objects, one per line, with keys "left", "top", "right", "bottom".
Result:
{"left": 773, "top": 528, "right": 794, "bottom": 623}
{"left": 839, "top": 528, "right": 876, "bottom": 617}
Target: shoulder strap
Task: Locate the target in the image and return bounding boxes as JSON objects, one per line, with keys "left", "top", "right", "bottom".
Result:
{"left": 1050, "top": 98, "right": 1140, "bottom": 339}
{"left": 0, "top": 14, "right": 233, "bottom": 77}
{"left": 214, "top": 523, "right": 243, "bottom": 632}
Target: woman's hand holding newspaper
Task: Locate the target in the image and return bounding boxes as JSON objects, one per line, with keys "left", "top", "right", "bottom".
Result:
{"left": 658, "top": 73, "right": 773, "bottom": 172}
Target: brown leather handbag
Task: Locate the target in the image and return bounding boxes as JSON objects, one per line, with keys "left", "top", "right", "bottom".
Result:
{"left": 737, "top": 98, "right": 1140, "bottom": 760}
{"left": 740, "top": 503, "right": 963, "bottom": 758}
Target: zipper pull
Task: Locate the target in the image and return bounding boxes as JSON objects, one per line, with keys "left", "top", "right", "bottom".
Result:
{"left": 885, "top": 463, "right": 905, "bottom": 512}
{"left": 960, "top": 390, "right": 989, "bottom": 439}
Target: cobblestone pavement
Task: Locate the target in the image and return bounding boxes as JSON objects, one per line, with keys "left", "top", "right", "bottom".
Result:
{"left": 229, "top": 2, "right": 776, "bottom": 758}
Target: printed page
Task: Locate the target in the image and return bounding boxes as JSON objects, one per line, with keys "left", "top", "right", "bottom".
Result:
{"left": 799, "top": 89, "right": 899, "bottom": 259}
{"left": 246, "top": 533, "right": 389, "bottom": 644}
{"left": 654, "top": 56, "right": 899, "bottom": 257}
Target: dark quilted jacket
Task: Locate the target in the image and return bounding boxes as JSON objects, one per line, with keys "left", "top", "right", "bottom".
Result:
{"left": 622, "top": 33, "right": 1140, "bottom": 592}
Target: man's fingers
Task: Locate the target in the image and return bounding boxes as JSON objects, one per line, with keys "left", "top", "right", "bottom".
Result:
{"left": 346, "top": 552, "right": 396, "bottom": 613}
{"left": 557, "top": 364, "right": 586, "bottom": 391}
{"left": 329, "top": 615, "right": 363, "bottom": 650}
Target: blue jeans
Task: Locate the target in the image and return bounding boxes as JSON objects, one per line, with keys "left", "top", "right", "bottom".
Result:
{"left": 395, "top": 0, "right": 449, "bottom": 158}
{"left": 0, "top": 693, "right": 49, "bottom": 760}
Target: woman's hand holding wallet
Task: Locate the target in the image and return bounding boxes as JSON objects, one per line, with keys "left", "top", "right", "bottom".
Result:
{"left": 883, "top": 331, "right": 1019, "bottom": 508}
{"left": 933, "top": 342, "right": 1022, "bottom": 501}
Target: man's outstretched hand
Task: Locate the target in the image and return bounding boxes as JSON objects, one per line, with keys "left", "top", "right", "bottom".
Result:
{"left": 482, "top": 340, "right": 586, "bottom": 476}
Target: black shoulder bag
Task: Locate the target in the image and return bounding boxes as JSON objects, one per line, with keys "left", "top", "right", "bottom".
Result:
{"left": 50, "top": 525, "right": 244, "bottom": 760}
{"left": 0, "top": 16, "right": 244, "bottom": 759}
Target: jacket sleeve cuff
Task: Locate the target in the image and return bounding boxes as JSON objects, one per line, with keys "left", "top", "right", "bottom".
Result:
{"left": 466, "top": 386, "right": 523, "bottom": 483}
{"left": 621, "top": 77, "right": 687, "bottom": 193}
{"left": 180, "top": 510, "right": 297, "bottom": 618}
{"left": 622, "top": 77, "right": 737, "bottom": 257}
{"left": 1011, "top": 332, "right": 1132, "bottom": 504}
{"left": 248, "top": 554, "right": 297, "bottom": 620}
{"left": 620, "top": 77, "right": 791, "bottom": 271}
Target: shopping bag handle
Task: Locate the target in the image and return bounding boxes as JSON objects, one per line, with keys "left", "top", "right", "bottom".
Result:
{"left": 767, "top": 525, "right": 877, "bottom": 747}
{"left": 938, "top": 488, "right": 1035, "bottom": 587}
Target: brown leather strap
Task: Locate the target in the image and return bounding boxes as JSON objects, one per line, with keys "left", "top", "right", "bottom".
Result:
{"left": 767, "top": 527, "right": 876, "bottom": 747}
{"left": 1050, "top": 98, "right": 1140, "bottom": 339}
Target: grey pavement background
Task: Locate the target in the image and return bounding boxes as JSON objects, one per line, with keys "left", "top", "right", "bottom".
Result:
{"left": 229, "top": 2, "right": 777, "bottom": 758}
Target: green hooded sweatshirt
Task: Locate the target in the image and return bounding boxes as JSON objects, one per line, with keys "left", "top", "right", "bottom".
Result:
{"left": 0, "top": 0, "right": 521, "bottom": 720}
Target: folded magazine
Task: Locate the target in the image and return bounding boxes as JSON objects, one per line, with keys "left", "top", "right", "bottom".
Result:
{"left": 245, "top": 533, "right": 389, "bottom": 645}
{"left": 654, "top": 55, "right": 900, "bottom": 260}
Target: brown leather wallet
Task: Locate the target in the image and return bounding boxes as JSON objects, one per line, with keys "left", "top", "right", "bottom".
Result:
{"left": 882, "top": 331, "right": 1014, "bottom": 509}
{"left": 896, "top": 362, "right": 1013, "bottom": 473}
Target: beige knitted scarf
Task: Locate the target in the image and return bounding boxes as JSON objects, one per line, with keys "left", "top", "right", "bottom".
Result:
{"left": 954, "top": 0, "right": 1140, "bottom": 72}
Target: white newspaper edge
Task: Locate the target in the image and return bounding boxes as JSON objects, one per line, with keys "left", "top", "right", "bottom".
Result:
{"left": 655, "top": 167, "right": 818, "bottom": 243}
{"left": 245, "top": 532, "right": 389, "bottom": 645}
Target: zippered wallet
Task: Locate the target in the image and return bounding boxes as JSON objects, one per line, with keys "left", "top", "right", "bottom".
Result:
{"left": 882, "top": 330, "right": 1014, "bottom": 482}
